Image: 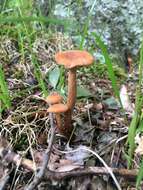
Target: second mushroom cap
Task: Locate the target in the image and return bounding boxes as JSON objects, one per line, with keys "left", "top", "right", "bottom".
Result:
{"left": 45, "top": 92, "right": 63, "bottom": 104}
{"left": 47, "top": 103, "right": 68, "bottom": 113}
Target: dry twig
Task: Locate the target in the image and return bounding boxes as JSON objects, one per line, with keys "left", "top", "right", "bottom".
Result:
{"left": 44, "top": 166, "right": 138, "bottom": 180}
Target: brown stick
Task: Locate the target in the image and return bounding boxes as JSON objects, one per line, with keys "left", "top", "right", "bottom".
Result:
{"left": 44, "top": 166, "right": 137, "bottom": 181}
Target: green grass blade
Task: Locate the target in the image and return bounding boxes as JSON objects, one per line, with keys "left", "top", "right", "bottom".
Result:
{"left": 31, "top": 55, "right": 48, "bottom": 97}
{"left": 127, "top": 41, "right": 143, "bottom": 168}
{"left": 79, "top": 0, "right": 96, "bottom": 49}
{"left": 127, "top": 89, "right": 143, "bottom": 168}
{"left": 127, "top": 113, "right": 138, "bottom": 168}
{"left": 0, "top": 16, "right": 71, "bottom": 28}
{"left": 0, "top": 64, "right": 11, "bottom": 108}
{"left": 91, "top": 32, "right": 122, "bottom": 106}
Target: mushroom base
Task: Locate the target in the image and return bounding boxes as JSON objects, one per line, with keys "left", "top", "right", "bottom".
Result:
{"left": 63, "top": 110, "right": 73, "bottom": 138}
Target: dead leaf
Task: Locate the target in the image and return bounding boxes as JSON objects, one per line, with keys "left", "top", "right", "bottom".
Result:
{"left": 120, "top": 85, "right": 134, "bottom": 114}
{"left": 65, "top": 145, "right": 90, "bottom": 165}
{"left": 135, "top": 133, "right": 143, "bottom": 155}
{"left": 103, "top": 97, "right": 119, "bottom": 110}
{"left": 56, "top": 164, "right": 81, "bottom": 172}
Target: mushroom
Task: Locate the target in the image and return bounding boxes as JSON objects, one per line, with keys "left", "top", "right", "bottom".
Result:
{"left": 45, "top": 92, "right": 64, "bottom": 133}
{"left": 55, "top": 50, "right": 94, "bottom": 136}
{"left": 45, "top": 92, "right": 63, "bottom": 105}
{"left": 47, "top": 103, "right": 68, "bottom": 135}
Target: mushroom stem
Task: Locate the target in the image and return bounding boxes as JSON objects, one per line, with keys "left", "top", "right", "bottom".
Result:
{"left": 67, "top": 68, "right": 77, "bottom": 110}
{"left": 55, "top": 113, "right": 62, "bottom": 133}
{"left": 56, "top": 113, "right": 70, "bottom": 136}
{"left": 63, "top": 110, "right": 73, "bottom": 136}
{"left": 64, "top": 68, "right": 77, "bottom": 136}
{"left": 47, "top": 104, "right": 69, "bottom": 136}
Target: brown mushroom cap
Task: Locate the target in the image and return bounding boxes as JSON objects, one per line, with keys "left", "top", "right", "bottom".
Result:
{"left": 45, "top": 92, "right": 63, "bottom": 104}
{"left": 47, "top": 104, "right": 68, "bottom": 113}
{"left": 55, "top": 50, "right": 94, "bottom": 69}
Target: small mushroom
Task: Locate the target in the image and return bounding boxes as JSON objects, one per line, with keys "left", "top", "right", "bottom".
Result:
{"left": 55, "top": 50, "right": 94, "bottom": 136}
{"left": 47, "top": 103, "right": 68, "bottom": 135}
{"left": 45, "top": 92, "right": 64, "bottom": 133}
{"left": 45, "top": 92, "right": 63, "bottom": 105}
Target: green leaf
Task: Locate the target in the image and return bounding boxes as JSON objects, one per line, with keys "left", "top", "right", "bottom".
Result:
{"left": 64, "top": 86, "right": 92, "bottom": 98}
{"left": 103, "top": 97, "right": 119, "bottom": 110}
{"left": 77, "top": 86, "right": 93, "bottom": 98}
{"left": 49, "top": 66, "right": 60, "bottom": 89}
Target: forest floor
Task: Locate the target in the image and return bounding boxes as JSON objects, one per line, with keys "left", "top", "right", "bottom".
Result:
{"left": 0, "top": 33, "right": 141, "bottom": 190}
